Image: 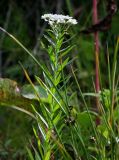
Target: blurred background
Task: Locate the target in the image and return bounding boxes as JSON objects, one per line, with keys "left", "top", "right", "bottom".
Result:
{"left": 0, "top": 0, "right": 119, "bottom": 159}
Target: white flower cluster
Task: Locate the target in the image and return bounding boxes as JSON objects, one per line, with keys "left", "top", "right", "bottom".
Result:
{"left": 41, "top": 14, "right": 78, "bottom": 25}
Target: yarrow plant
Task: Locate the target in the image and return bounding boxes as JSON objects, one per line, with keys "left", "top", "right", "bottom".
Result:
{"left": 26, "top": 14, "right": 79, "bottom": 160}
{"left": 40, "top": 14, "right": 78, "bottom": 90}
{"left": 39, "top": 14, "right": 78, "bottom": 121}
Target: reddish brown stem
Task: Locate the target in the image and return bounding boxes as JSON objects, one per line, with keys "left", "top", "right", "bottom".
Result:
{"left": 93, "top": 0, "right": 100, "bottom": 111}
{"left": 94, "top": 32, "right": 100, "bottom": 92}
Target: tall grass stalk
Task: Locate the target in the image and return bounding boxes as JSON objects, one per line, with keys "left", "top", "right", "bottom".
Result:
{"left": 111, "top": 37, "right": 119, "bottom": 125}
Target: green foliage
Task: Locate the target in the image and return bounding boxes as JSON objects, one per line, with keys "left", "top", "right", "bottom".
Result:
{"left": 0, "top": 0, "right": 119, "bottom": 159}
{"left": 0, "top": 107, "right": 32, "bottom": 159}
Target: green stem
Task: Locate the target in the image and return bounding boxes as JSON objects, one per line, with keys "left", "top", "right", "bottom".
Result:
{"left": 110, "top": 37, "right": 119, "bottom": 125}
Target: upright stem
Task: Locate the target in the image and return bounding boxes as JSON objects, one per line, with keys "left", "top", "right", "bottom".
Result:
{"left": 93, "top": 0, "right": 100, "bottom": 111}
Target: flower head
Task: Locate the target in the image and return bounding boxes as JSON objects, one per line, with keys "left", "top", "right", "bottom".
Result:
{"left": 41, "top": 14, "right": 78, "bottom": 26}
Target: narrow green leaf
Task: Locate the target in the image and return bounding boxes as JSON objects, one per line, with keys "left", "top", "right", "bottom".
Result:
{"left": 53, "top": 111, "right": 61, "bottom": 125}
{"left": 44, "top": 34, "right": 55, "bottom": 46}
{"left": 60, "top": 45, "right": 74, "bottom": 57}
{"left": 44, "top": 150, "right": 51, "bottom": 160}
{"left": 26, "top": 147, "right": 34, "bottom": 160}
